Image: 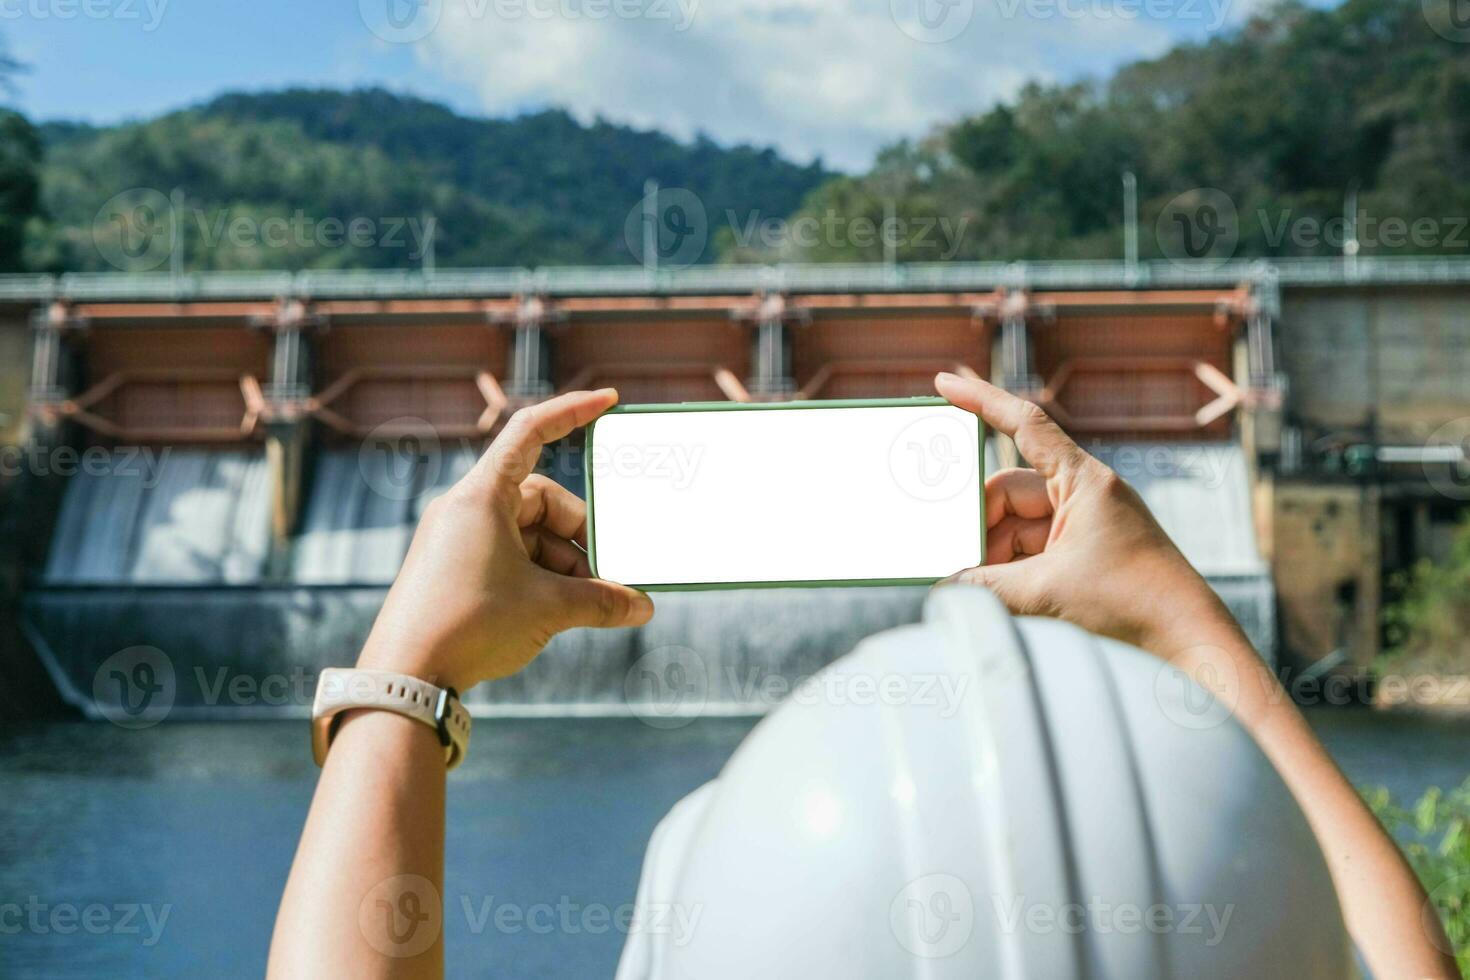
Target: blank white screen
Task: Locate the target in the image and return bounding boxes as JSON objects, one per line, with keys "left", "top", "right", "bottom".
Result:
{"left": 587, "top": 404, "right": 982, "bottom": 586}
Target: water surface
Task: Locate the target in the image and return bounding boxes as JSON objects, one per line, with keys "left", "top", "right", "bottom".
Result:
{"left": 0, "top": 710, "right": 1465, "bottom": 978}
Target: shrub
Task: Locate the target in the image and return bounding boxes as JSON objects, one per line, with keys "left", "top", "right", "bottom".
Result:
{"left": 1365, "top": 779, "right": 1470, "bottom": 973}
{"left": 1380, "top": 514, "right": 1470, "bottom": 678}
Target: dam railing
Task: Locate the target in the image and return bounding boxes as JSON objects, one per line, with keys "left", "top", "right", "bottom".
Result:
{"left": 7, "top": 255, "right": 1470, "bottom": 304}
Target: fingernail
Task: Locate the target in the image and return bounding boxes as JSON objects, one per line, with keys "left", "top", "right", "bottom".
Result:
{"left": 936, "top": 372, "right": 959, "bottom": 383}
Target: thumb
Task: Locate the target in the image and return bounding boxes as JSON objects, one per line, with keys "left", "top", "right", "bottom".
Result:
{"left": 552, "top": 576, "right": 656, "bottom": 630}
{"left": 938, "top": 560, "right": 1041, "bottom": 617}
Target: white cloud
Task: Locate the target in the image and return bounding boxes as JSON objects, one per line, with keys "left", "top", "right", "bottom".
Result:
{"left": 412, "top": 0, "right": 1188, "bottom": 170}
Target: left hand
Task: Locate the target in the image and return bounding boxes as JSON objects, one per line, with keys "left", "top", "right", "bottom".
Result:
{"left": 934, "top": 372, "right": 1239, "bottom": 659}
{"left": 357, "top": 388, "right": 654, "bottom": 691}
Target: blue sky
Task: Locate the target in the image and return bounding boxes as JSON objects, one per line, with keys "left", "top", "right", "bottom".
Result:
{"left": 8, "top": 0, "right": 1254, "bottom": 170}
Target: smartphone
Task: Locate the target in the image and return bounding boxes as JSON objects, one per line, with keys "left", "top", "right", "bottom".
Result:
{"left": 583, "top": 397, "right": 983, "bottom": 590}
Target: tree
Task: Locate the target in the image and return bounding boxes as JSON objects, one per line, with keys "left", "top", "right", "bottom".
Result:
{"left": 757, "top": 0, "right": 1470, "bottom": 264}
{"left": 0, "top": 41, "right": 39, "bottom": 272}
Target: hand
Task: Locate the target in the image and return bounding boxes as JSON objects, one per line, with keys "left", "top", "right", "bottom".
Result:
{"left": 934, "top": 372, "right": 1245, "bottom": 660}
{"left": 936, "top": 373, "right": 1467, "bottom": 980}
{"left": 357, "top": 388, "right": 654, "bottom": 691}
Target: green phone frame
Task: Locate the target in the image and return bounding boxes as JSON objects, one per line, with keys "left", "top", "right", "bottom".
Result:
{"left": 582, "top": 396, "right": 986, "bottom": 591}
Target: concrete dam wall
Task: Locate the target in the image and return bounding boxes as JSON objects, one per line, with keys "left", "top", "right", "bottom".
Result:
{"left": 23, "top": 441, "right": 1273, "bottom": 718}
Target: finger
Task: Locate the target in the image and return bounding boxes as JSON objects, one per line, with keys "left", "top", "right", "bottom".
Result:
{"left": 935, "top": 373, "right": 1083, "bottom": 478}
{"left": 521, "top": 527, "right": 593, "bottom": 578}
{"left": 985, "top": 468, "right": 1052, "bottom": 528}
{"left": 519, "top": 474, "right": 588, "bottom": 546}
{"left": 937, "top": 560, "right": 1042, "bottom": 617}
{"left": 552, "top": 576, "right": 655, "bottom": 630}
{"left": 469, "top": 388, "right": 618, "bottom": 504}
{"left": 987, "top": 514, "right": 1052, "bottom": 564}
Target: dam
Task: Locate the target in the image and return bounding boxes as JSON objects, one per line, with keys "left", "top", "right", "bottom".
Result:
{"left": 3, "top": 257, "right": 1467, "bottom": 718}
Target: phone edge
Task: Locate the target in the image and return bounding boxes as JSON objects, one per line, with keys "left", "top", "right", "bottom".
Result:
{"left": 582, "top": 397, "right": 985, "bottom": 591}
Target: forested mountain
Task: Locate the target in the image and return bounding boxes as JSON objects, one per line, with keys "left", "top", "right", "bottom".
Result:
{"left": 24, "top": 89, "right": 831, "bottom": 271}
{"left": 766, "top": 0, "right": 1470, "bottom": 263}
{"left": 9, "top": 0, "right": 1470, "bottom": 272}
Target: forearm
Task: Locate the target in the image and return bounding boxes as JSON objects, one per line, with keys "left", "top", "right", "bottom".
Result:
{"left": 268, "top": 709, "right": 448, "bottom": 980}
{"left": 266, "top": 390, "right": 652, "bottom": 980}
{"left": 938, "top": 374, "right": 1459, "bottom": 976}
{"left": 1156, "top": 596, "right": 1459, "bottom": 980}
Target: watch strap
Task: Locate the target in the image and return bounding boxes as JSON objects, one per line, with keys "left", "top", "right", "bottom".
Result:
{"left": 312, "top": 668, "right": 472, "bottom": 770}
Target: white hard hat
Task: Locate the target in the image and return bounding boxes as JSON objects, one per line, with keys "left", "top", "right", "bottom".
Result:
{"left": 616, "top": 586, "right": 1356, "bottom": 979}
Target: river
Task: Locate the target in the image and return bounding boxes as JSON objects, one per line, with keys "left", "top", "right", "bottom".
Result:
{"left": 1, "top": 709, "right": 1466, "bottom": 978}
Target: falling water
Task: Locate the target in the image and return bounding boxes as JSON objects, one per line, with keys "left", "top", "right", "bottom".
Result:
{"left": 24, "top": 442, "right": 1273, "bottom": 717}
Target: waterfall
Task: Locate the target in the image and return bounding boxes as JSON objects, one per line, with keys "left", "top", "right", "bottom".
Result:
{"left": 43, "top": 449, "right": 271, "bottom": 585}
{"left": 292, "top": 447, "right": 475, "bottom": 584}
{"left": 24, "top": 441, "right": 1274, "bottom": 718}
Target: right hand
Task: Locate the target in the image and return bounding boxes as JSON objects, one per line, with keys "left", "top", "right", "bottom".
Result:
{"left": 939, "top": 376, "right": 1466, "bottom": 980}
{"left": 359, "top": 388, "right": 654, "bottom": 692}
{"left": 934, "top": 372, "right": 1247, "bottom": 660}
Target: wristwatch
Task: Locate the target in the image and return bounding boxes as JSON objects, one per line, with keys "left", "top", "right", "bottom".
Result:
{"left": 311, "top": 668, "right": 473, "bottom": 770}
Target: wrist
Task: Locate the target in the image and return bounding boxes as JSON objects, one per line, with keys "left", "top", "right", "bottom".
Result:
{"left": 1132, "top": 573, "right": 1251, "bottom": 664}
{"left": 331, "top": 704, "right": 447, "bottom": 759}
{"left": 356, "top": 631, "right": 474, "bottom": 694}
{"left": 312, "top": 666, "right": 473, "bottom": 770}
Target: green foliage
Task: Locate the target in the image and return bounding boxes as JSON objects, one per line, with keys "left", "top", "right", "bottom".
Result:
{"left": 1381, "top": 514, "right": 1470, "bottom": 677}
{"left": 717, "top": 140, "right": 982, "bottom": 263}
{"left": 1365, "top": 779, "right": 1470, "bottom": 972}
{"left": 16, "top": 0, "right": 1470, "bottom": 271}
{"left": 0, "top": 108, "right": 40, "bottom": 271}
{"left": 768, "top": 0, "right": 1470, "bottom": 263}
{"left": 28, "top": 88, "right": 830, "bottom": 272}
